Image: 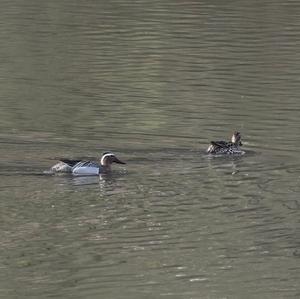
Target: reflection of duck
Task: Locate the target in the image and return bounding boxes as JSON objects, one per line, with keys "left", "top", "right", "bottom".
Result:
{"left": 51, "top": 152, "right": 126, "bottom": 176}
{"left": 207, "top": 132, "right": 244, "bottom": 155}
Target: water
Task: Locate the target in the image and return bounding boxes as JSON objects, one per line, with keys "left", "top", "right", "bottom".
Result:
{"left": 0, "top": 0, "right": 300, "bottom": 298}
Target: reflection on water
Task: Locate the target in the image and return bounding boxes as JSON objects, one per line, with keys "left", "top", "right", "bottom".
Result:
{"left": 1, "top": 0, "right": 300, "bottom": 298}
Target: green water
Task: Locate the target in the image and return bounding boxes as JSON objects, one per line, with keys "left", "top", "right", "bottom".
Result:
{"left": 0, "top": 1, "right": 299, "bottom": 298}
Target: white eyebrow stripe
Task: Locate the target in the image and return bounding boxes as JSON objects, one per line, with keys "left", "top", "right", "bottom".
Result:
{"left": 100, "top": 153, "right": 114, "bottom": 165}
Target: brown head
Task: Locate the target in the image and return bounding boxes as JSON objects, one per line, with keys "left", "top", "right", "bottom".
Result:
{"left": 100, "top": 152, "right": 126, "bottom": 169}
{"left": 231, "top": 131, "right": 242, "bottom": 146}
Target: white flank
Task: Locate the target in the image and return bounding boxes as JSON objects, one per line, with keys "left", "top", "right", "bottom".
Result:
{"left": 72, "top": 166, "right": 99, "bottom": 176}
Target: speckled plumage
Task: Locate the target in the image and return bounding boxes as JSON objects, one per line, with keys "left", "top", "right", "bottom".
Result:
{"left": 207, "top": 132, "right": 244, "bottom": 155}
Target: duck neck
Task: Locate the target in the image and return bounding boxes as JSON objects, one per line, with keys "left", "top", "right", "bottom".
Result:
{"left": 234, "top": 140, "right": 242, "bottom": 147}
{"left": 101, "top": 163, "right": 112, "bottom": 172}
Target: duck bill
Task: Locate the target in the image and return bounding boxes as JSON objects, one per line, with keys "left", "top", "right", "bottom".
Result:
{"left": 114, "top": 157, "right": 126, "bottom": 164}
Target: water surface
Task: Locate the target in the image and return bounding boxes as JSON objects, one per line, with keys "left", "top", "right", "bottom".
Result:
{"left": 0, "top": 1, "right": 299, "bottom": 298}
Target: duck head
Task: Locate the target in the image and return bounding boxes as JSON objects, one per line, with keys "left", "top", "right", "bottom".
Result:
{"left": 231, "top": 131, "right": 242, "bottom": 146}
{"left": 100, "top": 152, "right": 126, "bottom": 169}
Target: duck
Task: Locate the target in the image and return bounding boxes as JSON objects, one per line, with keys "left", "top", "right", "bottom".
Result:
{"left": 51, "top": 152, "right": 126, "bottom": 176}
{"left": 207, "top": 131, "right": 244, "bottom": 155}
